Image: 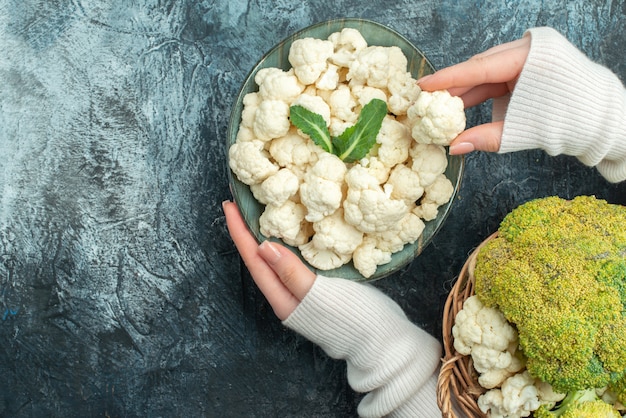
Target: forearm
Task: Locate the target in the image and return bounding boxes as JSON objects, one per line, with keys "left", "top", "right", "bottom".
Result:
{"left": 283, "top": 275, "right": 442, "bottom": 418}
{"left": 497, "top": 27, "right": 626, "bottom": 183}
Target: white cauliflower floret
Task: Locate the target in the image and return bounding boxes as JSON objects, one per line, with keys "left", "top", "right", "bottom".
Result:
{"left": 478, "top": 371, "right": 541, "bottom": 418}
{"left": 477, "top": 389, "right": 508, "bottom": 418}
{"left": 328, "top": 84, "right": 358, "bottom": 123}
{"left": 374, "top": 212, "right": 425, "bottom": 253}
{"left": 410, "top": 143, "right": 448, "bottom": 187}
{"left": 474, "top": 344, "right": 526, "bottom": 390}
{"left": 352, "top": 236, "right": 392, "bottom": 278}
{"left": 316, "top": 63, "right": 340, "bottom": 91}
{"left": 292, "top": 93, "right": 332, "bottom": 126}
{"left": 329, "top": 118, "right": 353, "bottom": 138}
{"left": 452, "top": 295, "right": 483, "bottom": 354}
{"left": 240, "top": 92, "right": 262, "bottom": 128}
{"left": 253, "top": 99, "right": 291, "bottom": 141}
{"left": 376, "top": 116, "right": 412, "bottom": 168}
{"left": 343, "top": 165, "right": 409, "bottom": 234}
{"left": 453, "top": 295, "right": 522, "bottom": 390}
{"left": 413, "top": 202, "right": 438, "bottom": 222}
{"left": 300, "top": 153, "right": 347, "bottom": 222}
{"left": 453, "top": 295, "right": 517, "bottom": 354}
{"left": 302, "top": 84, "right": 318, "bottom": 96}
{"left": 534, "top": 381, "right": 566, "bottom": 410}
{"left": 387, "top": 71, "right": 421, "bottom": 116}
{"left": 407, "top": 90, "right": 466, "bottom": 145}
{"left": 288, "top": 221, "right": 314, "bottom": 247}
{"left": 347, "top": 45, "right": 408, "bottom": 89}
{"left": 328, "top": 28, "right": 368, "bottom": 68}
{"left": 414, "top": 174, "right": 454, "bottom": 221}
{"left": 251, "top": 168, "right": 300, "bottom": 206}
{"left": 386, "top": 164, "right": 424, "bottom": 203}
{"left": 351, "top": 84, "right": 388, "bottom": 108}
{"left": 259, "top": 200, "right": 312, "bottom": 247}
{"left": 235, "top": 126, "right": 256, "bottom": 142}
{"left": 255, "top": 67, "right": 304, "bottom": 102}
{"left": 315, "top": 87, "right": 332, "bottom": 104}
{"left": 298, "top": 240, "right": 352, "bottom": 270}
{"left": 229, "top": 140, "right": 279, "bottom": 185}
{"left": 269, "top": 128, "right": 321, "bottom": 170}
{"left": 423, "top": 174, "right": 454, "bottom": 206}
{"left": 288, "top": 37, "right": 335, "bottom": 85}
{"left": 310, "top": 208, "right": 363, "bottom": 256}
{"left": 358, "top": 156, "right": 390, "bottom": 184}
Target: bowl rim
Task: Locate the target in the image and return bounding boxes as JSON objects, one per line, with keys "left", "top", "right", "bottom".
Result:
{"left": 226, "top": 18, "right": 465, "bottom": 282}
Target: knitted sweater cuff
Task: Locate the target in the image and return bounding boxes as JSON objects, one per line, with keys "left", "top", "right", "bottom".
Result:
{"left": 283, "top": 275, "right": 442, "bottom": 418}
{"left": 498, "top": 27, "right": 626, "bottom": 183}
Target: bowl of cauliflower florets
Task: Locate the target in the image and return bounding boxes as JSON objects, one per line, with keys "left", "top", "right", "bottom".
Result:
{"left": 227, "top": 18, "right": 465, "bottom": 281}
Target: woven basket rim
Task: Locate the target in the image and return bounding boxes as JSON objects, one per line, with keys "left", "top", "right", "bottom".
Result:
{"left": 437, "top": 232, "right": 499, "bottom": 418}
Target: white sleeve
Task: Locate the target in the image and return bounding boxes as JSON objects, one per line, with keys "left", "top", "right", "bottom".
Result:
{"left": 282, "top": 275, "right": 442, "bottom": 418}
{"left": 497, "top": 27, "right": 626, "bottom": 183}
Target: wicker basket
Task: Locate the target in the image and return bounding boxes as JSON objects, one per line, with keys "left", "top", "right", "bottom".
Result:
{"left": 437, "top": 232, "right": 499, "bottom": 418}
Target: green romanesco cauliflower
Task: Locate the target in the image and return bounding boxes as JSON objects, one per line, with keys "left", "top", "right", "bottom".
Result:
{"left": 534, "top": 388, "right": 621, "bottom": 417}
{"left": 474, "top": 196, "right": 626, "bottom": 394}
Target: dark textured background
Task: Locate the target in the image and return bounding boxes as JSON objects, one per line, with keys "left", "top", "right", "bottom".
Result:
{"left": 1, "top": 1, "right": 625, "bottom": 416}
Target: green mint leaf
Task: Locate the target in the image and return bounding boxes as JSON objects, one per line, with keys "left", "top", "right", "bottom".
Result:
{"left": 289, "top": 105, "right": 332, "bottom": 153}
{"left": 331, "top": 125, "right": 356, "bottom": 157}
{"left": 289, "top": 99, "right": 387, "bottom": 162}
{"left": 333, "top": 99, "right": 387, "bottom": 163}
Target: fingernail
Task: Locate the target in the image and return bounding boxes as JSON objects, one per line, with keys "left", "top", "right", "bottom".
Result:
{"left": 221, "top": 200, "right": 230, "bottom": 212}
{"left": 416, "top": 74, "right": 433, "bottom": 85}
{"left": 258, "top": 240, "right": 281, "bottom": 264}
{"left": 449, "top": 142, "right": 475, "bottom": 155}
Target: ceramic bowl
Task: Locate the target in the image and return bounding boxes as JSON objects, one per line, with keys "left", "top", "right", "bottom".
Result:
{"left": 227, "top": 18, "right": 464, "bottom": 281}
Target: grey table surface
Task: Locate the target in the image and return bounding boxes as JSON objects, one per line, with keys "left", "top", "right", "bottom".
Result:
{"left": 1, "top": 0, "right": 625, "bottom": 416}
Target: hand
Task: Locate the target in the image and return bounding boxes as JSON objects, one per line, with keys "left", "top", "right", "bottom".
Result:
{"left": 418, "top": 35, "right": 531, "bottom": 155}
{"left": 222, "top": 200, "right": 315, "bottom": 320}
